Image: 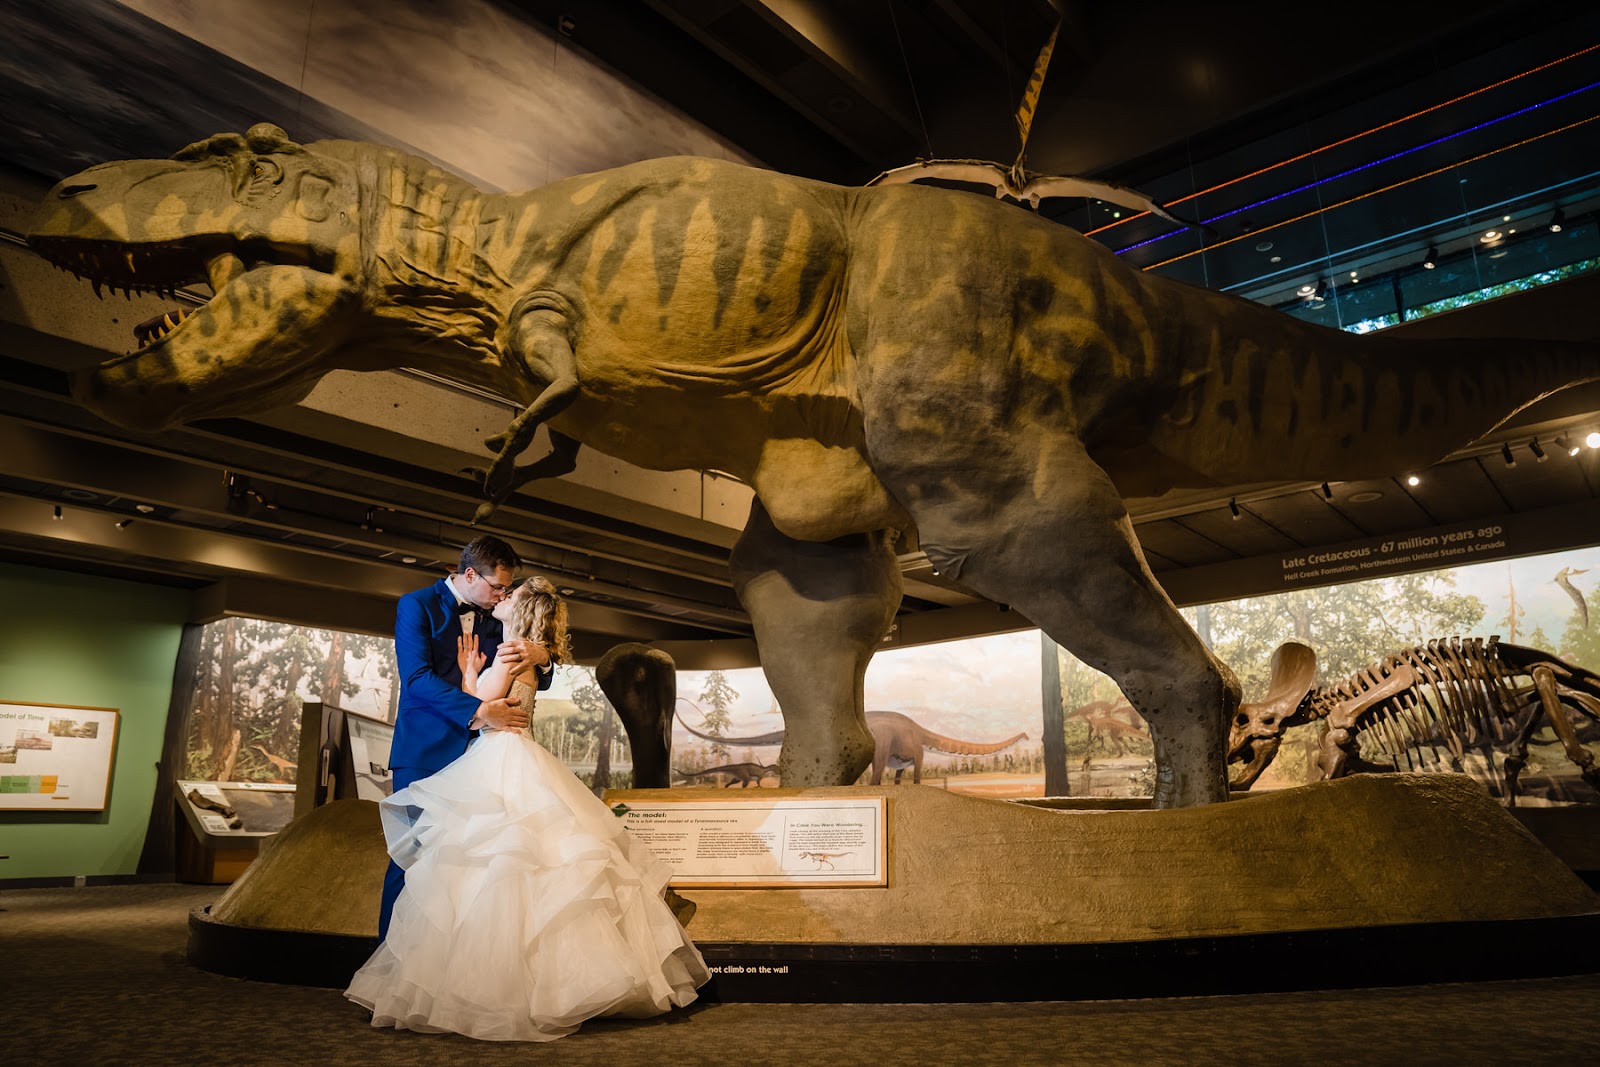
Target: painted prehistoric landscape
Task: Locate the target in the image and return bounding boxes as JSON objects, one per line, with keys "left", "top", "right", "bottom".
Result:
{"left": 178, "top": 545, "right": 1600, "bottom": 803}
{"left": 670, "top": 544, "right": 1600, "bottom": 804}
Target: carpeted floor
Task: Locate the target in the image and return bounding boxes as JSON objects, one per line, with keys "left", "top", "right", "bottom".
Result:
{"left": 6, "top": 883, "right": 1600, "bottom": 1066}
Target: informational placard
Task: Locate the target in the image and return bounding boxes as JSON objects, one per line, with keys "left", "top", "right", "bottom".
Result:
{"left": 0, "top": 700, "right": 119, "bottom": 811}
{"left": 616, "top": 797, "right": 887, "bottom": 888}
{"left": 345, "top": 711, "right": 396, "bottom": 801}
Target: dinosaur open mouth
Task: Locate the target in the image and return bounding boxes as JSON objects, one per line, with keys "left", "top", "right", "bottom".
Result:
{"left": 28, "top": 236, "right": 303, "bottom": 353}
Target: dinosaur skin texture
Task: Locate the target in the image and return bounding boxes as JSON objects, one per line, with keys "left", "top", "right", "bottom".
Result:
{"left": 28, "top": 124, "right": 1600, "bottom": 807}
{"left": 1228, "top": 637, "right": 1600, "bottom": 802}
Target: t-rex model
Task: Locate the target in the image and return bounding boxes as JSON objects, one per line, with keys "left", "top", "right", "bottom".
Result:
{"left": 1227, "top": 637, "right": 1600, "bottom": 803}
{"left": 673, "top": 762, "right": 779, "bottom": 787}
{"left": 677, "top": 710, "right": 1027, "bottom": 785}
{"left": 29, "top": 123, "right": 1600, "bottom": 807}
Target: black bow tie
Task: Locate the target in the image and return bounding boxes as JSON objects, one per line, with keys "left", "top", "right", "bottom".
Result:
{"left": 455, "top": 601, "right": 480, "bottom": 616}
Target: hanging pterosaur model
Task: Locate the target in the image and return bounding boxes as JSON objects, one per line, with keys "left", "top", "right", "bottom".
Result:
{"left": 866, "top": 21, "right": 1205, "bottom": 233}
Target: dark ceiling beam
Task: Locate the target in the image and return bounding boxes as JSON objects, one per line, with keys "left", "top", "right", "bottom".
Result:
{"left": 735, "top": 0, "right": 924, "bottom": 134}
{"left": 492, "top": 0, "right": 866, "bottom": 181}
{"left": 929, "top": 0, "right": 1092, "bottom": 71}
{"left": 636, "top": 0, "right": 923, "bottom": 169}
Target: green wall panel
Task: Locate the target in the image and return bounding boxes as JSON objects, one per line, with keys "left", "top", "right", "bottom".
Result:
{"left": 0, "top": 562, "right": 189, "bottom": 879}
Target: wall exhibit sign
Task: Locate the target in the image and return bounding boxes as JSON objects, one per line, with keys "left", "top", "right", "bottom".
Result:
{"left": 0, "top": 700, "right": 120, "bottom": 811}
{"left": 614, "top": 797, "right": 887, "bottom": 888}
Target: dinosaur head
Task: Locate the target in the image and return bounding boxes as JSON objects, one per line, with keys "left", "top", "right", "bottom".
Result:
{"left": 28, "top": 124, "right": 365, "bottom": 430}
{"left": 1226, "top": 641, "right": 1318, "bottom": 789}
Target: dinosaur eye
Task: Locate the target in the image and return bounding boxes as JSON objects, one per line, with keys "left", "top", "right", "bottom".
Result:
{"left": 250, "top": 159, "right": 282, "bottom": 183}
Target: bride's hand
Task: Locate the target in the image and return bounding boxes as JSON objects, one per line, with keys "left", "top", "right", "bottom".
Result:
{"left": 457, "top": 634, "right": 486, "bottom": 677}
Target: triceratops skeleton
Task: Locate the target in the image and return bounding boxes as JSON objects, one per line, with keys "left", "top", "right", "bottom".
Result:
{"left": 1228, "top": 637, "right": 1600, "bottom": 803}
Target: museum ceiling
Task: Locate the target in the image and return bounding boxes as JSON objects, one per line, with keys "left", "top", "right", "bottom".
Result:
{"left": 0, "top": 0, "right": 1598, "bottom": 659}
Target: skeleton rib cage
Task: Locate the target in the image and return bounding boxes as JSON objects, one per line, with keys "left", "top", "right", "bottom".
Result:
{"left": 1234, "top": 637, "right": 1600, "bottom": 801}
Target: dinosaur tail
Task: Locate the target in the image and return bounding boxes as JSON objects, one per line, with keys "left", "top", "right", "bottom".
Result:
{"left": 1138, "top": 272, "right": 1600, "bottom": 487}
{"left": 919, "top": 730, "right": 1029, "bottom": 756}
{"left": 674, "top": 713, "right": 786, "bottom": 747}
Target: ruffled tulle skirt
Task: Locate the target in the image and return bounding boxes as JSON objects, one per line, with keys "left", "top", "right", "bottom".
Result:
{"left": 345, "top": 729, "right": 708, "bottom": 1041}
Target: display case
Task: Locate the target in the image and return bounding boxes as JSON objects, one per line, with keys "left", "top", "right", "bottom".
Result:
{"left": 173, "top": 779, "right": 297, "bottom": 884}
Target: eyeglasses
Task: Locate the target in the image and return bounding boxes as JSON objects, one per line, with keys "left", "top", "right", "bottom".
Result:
{"left": 468, "top": 569, "right": 513, "bottom": 596}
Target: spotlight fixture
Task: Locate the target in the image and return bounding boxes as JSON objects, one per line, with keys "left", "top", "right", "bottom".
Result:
{"left": 1314, "top": 277, "right": 1330, "bottom": 300}
{"left": 1297, "top": 283, "right": 1316, "bottom": 297}
{"left": 134, "top": 503, "right": 155, "bottom": 514}
{"left": 52, "top": 505, "right": 62, "bottom": 520}
{"left": 115, "top": 518, "right": 133, "bottom": 529}
{"left": 1588, "top": 432, "right": 1600, "bottom": 450}
{"left": 1500, "top": 442, "right": 1517, "bottom": 468}
{"left": 1422, "top": 245, "right": 1438, "bottom": 269}
{"left": 1406, "top": 475, "right": 1421, "bottom": 487}
{"left": 1550, "top": 206, "right": 1566, "bottom": 233}
{"left": 1529, "top": 438, "right": 1548, "bottom": 462}
{"left": 1480, "top": 230, "right": 1502, "bottom": 244}
{"left": 1228, "top": 498, "right": 1241, "bottom": 520}
{"left": 1320, "top": 482, "right": 1334, "bottom": 501}
{"left": 401, "top": 556, "right": 417, "bottom": 564}
{"left": 1558, "top": 432, "right": 1581, "bottom": 456}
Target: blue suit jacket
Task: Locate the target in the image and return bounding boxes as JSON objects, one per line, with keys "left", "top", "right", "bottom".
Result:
{"left": 389, "top": 578, "right": 549, "bottom": 775}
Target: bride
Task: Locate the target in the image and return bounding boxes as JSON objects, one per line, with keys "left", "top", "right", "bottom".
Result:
{"left": 345, "top": 577, "right": 709, "bottom": 1041}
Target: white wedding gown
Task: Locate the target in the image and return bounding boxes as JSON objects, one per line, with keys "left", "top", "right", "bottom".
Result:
{"left": 345, "top": 722, "right": 709, "bottom": 1041}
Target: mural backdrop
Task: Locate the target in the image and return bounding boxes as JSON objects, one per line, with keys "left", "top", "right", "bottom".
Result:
{"left": 180, "top": 544, "right": 1600, "bottom": 803}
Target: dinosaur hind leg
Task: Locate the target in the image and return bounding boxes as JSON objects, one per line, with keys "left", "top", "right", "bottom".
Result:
{"left": 1531, "top": 667, "right": 1600, "bottom": 792}
{"left": 731, "top": 498, "right": 902, "bottom": 787}
{"left": 871, "top": 426, "right": 1237, "bottom": 808}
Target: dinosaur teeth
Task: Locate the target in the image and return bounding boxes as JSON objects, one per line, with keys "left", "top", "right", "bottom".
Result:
{"left": 132, "top": 306, "right": 190, "bottom": 348}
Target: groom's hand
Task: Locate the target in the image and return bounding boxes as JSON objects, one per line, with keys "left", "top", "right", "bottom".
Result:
{"left": 477, "top": 695, "right": 528, "bottom": 732}
{"left": 496, "top": 638, "right": 551, "bottom": 677}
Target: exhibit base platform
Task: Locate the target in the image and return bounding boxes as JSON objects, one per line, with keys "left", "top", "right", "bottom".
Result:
{"left": 186, "top": 903, "right": 1600, "bottom": 1000}
{"left": 186, "top": 775, "right": 1600, "bottom": 999}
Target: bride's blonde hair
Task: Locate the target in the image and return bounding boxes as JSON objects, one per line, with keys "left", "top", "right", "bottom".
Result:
{"left": 506, "top": 576, "right": 572, "bottom": 665}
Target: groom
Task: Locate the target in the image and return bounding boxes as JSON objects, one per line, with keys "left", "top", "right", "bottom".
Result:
{"left": 380, "top": 534, "right": 553, "bottom": 938}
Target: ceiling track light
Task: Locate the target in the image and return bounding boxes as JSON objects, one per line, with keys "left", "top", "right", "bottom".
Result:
{"left": 1500, "top": 441, "right": 1517, "bottom": 468}
{"left": 1320, "top": 482, "right": 1334, "bottom": 501}
{"left": 1557, "top": 432, "right": 1581, "bottom": 456}
{"left": 1422, "top": 245, "right": 1438, "bottom": 269}
{"left": 1406, "top": 474, "right": 1421, "bottom": 487}
{"left": 1529, "top": 438, "right": 1547, "bottom": 462}
{"left": 115, "top": 518, "right": 133, "bottom": 530}
{"left": 1228, "top": 498, "right": 1242, "bottom": 520}
{"left": 1550, "top": 206, "right": 1565, "bottom": 233}
{"left": 52, "top": 505, "right": 62, "bottom": 520}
